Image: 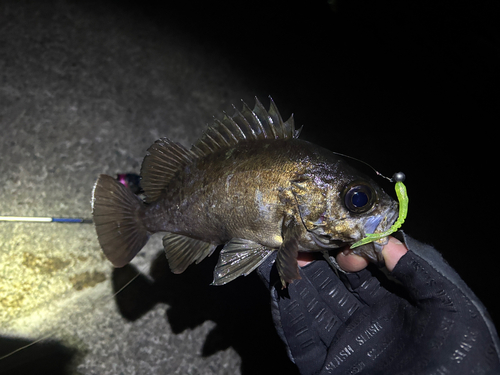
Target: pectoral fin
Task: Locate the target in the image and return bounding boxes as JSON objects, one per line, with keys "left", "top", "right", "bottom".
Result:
{"left": 276, "top": 215, "right": 304, "bottom": 288}
{"left": 163, "top": 233, "right": 216, "bottom": 274}
{"left": 212, "top": 238, "right": 274, "bottom": 286}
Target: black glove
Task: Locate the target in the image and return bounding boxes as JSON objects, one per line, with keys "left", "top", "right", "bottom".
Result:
{"left": 257, "top": 232, "right": 500, "bottom": 374}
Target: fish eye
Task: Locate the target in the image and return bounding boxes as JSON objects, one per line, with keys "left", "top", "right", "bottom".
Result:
{"left": 344, "top": 183, "right": 375, "bottom": 213}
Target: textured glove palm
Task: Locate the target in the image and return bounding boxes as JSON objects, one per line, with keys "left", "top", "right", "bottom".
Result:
{"left": 257, "top": 233, "right": 500, "bottom": 374}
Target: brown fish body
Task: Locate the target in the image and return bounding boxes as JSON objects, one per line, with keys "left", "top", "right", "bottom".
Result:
{"left": 92, "top": 99, "right": 398, "bottom": 286}
{"left": 143, "top": 139, "right": 333, "bottom": 246}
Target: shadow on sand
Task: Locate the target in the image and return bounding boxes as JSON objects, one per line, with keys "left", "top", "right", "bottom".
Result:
{"left": 111, "top": 248, "right": 300, "bottom": 375}
{"left": 0, "top": 336, "right": 76, "bottom": 375}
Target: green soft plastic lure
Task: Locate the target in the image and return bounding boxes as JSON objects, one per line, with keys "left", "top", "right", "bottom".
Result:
{"left": 350, "top": 172, "right": 408, "bottom": 249}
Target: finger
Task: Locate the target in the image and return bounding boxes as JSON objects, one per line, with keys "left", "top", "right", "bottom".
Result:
{"left": 297, "top": 252, "right": 321, "bottom": 267}
{"left": 382, "top": 236, "right": 408, "bottom": 272}
{"left": 339, "top": 265, "right": 391, "bottom": 307}
{"left": 297, "top": 259, "right": 311, "bottom": 267}
{"left": 336, "top": 251, "right": 368, "bottom": 272}
{"left": 390, "top": 235, "right": 463, "bottom": 306}
{"left": 299, "top": 261, "right": 363, "bottom": 323}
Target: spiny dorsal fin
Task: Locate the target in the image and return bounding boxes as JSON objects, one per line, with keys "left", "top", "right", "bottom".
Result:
{"left": 141, "top": 98, "right": 300, "bottom": 201}
{"left": 140, "top": 138, "right": 197, "bottom": 203}
{"left": 191, "top": 97, "right": 300, "bottom": 158}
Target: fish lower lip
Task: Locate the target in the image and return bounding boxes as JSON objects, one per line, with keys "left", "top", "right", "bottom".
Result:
{"left": 364, "top": 207, "right": 399, "bottom": 238}
{"left": 311, "top": 233, "right": 341, "bottom": 249}
{"left": 385, "top": 210, "right": 399, "bottom": 230}
{"left": 373, "top": 209, "right": 399, "bottom": 235}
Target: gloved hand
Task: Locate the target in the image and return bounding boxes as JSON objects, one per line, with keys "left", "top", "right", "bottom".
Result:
{"left": 257, "top": 232, "right": 500, "bottom": 374}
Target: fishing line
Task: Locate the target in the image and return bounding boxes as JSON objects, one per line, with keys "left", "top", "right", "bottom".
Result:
{"left": 0, "top": 155, "right": 407, "bottom": 362}
{"left": 330, "top": 150, "right": 394, "bottom": 182}
{"left": 0, "top": 332, "right": 54, "bottom": 361}
{"left": 0, "top": 260, "right": 152, "bottom": 362}
{"left": 0, "top": 173, "right": 148, "bottom": 362}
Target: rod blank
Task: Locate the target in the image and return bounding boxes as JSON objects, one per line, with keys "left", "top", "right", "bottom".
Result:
{"left": 0, "top": 216, "right": 93, "bottom": 223}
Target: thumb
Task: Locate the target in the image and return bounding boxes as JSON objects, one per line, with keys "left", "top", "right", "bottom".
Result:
{"left": 382, "top": 236, "right": 408, "bottom": 272}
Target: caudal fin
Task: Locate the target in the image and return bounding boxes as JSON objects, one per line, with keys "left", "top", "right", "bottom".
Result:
{"left": 92, "top": 174, "right": 150, "bottom": 267}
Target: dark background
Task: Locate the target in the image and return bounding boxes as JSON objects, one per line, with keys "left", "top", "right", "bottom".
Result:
{"left": 141, "top": 0, "right": 500, "bottom": 321}
{"left": 1, "top": 0, "right": 498, "bottom": 374}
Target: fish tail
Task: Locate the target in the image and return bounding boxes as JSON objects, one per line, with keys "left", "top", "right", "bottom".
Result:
{"left": 92, "top": 174, "right": 150, "bottom": 267}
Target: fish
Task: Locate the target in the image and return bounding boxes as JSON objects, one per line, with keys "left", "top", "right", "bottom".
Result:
{"left": 91, "top": 98, "right": 399, "bottom": 287}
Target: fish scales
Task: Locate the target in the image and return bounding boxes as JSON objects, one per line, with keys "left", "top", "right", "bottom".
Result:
{"left": 145, "top": 140, "right": 331, "bottom": 245}
{"left": 92, "top": 98, "right": 399, "bottom": 287}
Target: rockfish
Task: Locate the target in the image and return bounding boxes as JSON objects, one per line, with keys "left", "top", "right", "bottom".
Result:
{"left": 92, "top": 98, "right": 398, "bottom": 287}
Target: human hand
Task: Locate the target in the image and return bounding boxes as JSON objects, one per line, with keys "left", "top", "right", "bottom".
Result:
{"left": 297, "top": 236, "right": 407, "bottom": 272}
{"left": 257, "top": 232, "right": 500, "bottom": 374}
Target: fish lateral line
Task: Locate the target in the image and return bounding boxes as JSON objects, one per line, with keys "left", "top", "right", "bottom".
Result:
{"left": 350, "top": 173, "right": 408, "bottom": 249}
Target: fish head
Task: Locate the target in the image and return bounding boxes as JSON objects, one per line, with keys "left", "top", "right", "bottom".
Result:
{"left": 291, "top": 159, "right": 398, "bottom": 262}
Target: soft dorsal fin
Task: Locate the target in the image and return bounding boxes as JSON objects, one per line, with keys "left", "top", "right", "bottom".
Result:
{"left": 140, "top": 138, "right": 197, "bottom": 202}
{"left": 191, "top": 97, "right": 301, "bottom": 158}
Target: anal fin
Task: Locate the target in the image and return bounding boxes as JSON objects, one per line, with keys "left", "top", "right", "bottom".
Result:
{"left": 212, "top": 238, "right": 274, "bottom": 285}
{"left": 163, "top": 233, "right": 216, "bottom": 274}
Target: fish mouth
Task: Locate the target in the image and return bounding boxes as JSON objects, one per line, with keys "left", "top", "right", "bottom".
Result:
{"left": 373, "top": 210, "right": 398, "bottom": 235}
{"left": 362, "top": 202, "right": 399, "bottom": 244}
{"left": 307, "top": 202, "right": 399, "bottom": 251}
{"left": 347, "top": 204, "right": 399, "bottom": 263}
